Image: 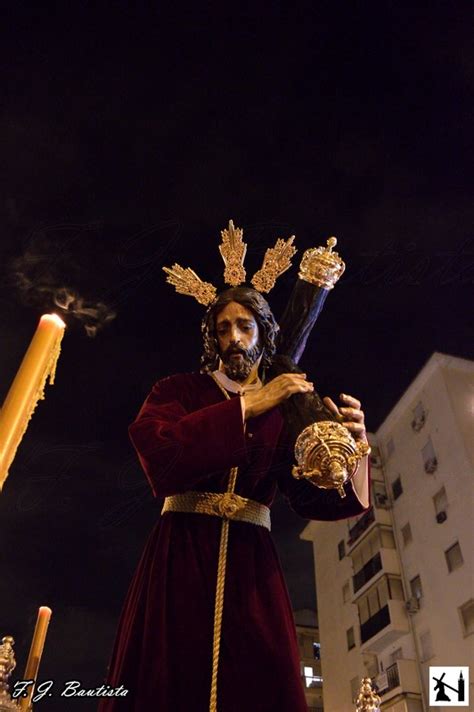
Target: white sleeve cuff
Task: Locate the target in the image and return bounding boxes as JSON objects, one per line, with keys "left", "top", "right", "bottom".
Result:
{"left": 350, "top": 456, "right": 370, "bottom": 508}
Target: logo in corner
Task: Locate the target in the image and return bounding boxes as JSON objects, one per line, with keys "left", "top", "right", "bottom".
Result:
{"left": 429, "top": 667, "right": 469, "bottom": 706}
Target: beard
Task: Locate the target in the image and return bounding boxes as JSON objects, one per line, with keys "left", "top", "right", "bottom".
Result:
{"left": 220, "top": 343, "right": 262, "bottom": 382}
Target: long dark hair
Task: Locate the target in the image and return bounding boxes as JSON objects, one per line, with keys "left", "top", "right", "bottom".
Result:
{"left": 200, "top": 286, "right": 279, "bottom": 373}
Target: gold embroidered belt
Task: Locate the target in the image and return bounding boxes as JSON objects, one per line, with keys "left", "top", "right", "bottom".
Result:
{"left": 161, "top": 491, "right": 271, "bottom": 531}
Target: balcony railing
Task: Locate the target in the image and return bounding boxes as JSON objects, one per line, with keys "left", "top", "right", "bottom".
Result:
{"left": 353, "top": 552, "right": 382, "bottom": 593}
{"left": 377, "top": 659, "right": 421, "bottom": 699}
{"left": 348, "top": 507, "right": 375, "bottom": 545}
{"left": 386, "top": 662, "right": 400, "bottom": 690}
{"left": 360, "top": 605, "right": 390, "bottom": 644}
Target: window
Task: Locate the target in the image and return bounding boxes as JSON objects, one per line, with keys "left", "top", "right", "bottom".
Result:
{"left": 414, "top": 402, "right": 425, "bottom": 420}
{"left": 303, "top": 666, "right": 312, "bottom": 686}
{"left": 401, "top": 522, "right": 412, "bottom": 546}
{"left": 358, "top": 596, "right": 370, "bottom": 624}
{"left": 411, "top": 401, "right": 426, "bottom": 431}
{"left": 391, "top": 476, "right": 403, "bottom": 500}
{"left": 298, "top": 634, "right": 317, "bottom": 658}
{"left": 303, "top": 666, "right": 322, "bottom": 688}
{"left": 377, "top": 576, "right": 389, "bottom": 609}
{"left": 371, "top": 480, "right": 388, "bottom": 509}
{"left": 422, "top": 438, "right": 438, "bottom": 473}
{"left": 313, "top": 642, "right": 321, "bottom": 660}
{"left": 459, "top": 600, "right": 474, "bottom": 636}
{"left": 351, "top": 528, "right": 392, "bottom": 591}
{"left": 390, "top": 647, "right": 403, "bottom": 664}
{"left": 343, "top": 581, "right": 351, "bottom": 603}
{"left": 388, "top": 577, "right": 404, "bottom": 600}
{"left": 357, "top": 576, "right": 404, "bottom": 625}
{"left": 445, "top": 542, "right": 464, "bottom": 572}
{"left": 373, "top": 481, "right": 388, "bottom": 507}
{"left": 386, "top": 437, "right": 395, "bottom": 458}
{"left": 410, "top": 574, "right": 423, "bottom": 601}
{"left": 370, "top": 445, "right": 381, "bottom": 467}
{"left": 338, "top": 539, "right": 346, "bottom": 560}
{"left": 420, "top": 630, "right": 433, "bottom": 661}
{"left": 364, "top": 655, "right": 378, "bottom": 679}
{"left": 381, "top": 528, "right": 395, "bottom": 549}
{"left": 433, "top": 487, "right": 448, "bottom": 515}
{"left": 350, "top": 676, "right": 360, "bottom": 703}
{"left": 347, "top": 626, "right": 355, "bottom": 650}
{"left": 368, "top": 587, "right": 379, "bottom": 615}
{"left": 352, "top": 530, "right": 381, "bottom": 572}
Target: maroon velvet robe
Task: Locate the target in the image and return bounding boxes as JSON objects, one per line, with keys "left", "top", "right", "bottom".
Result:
{"left": 99, "top": 373, "right": 369, "bottom": 711}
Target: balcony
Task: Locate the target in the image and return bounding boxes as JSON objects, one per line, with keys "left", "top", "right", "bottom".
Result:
{"left": 376, "top": 659, "right": 421, "bottom": 703}
{"left": 360, "top": 600, "right": 409, "bottom": 653}
{"left": 346, "top": 507, "right": 393, "bottom": 554}
{"left": 361, "top": 605, "right": 390, "bottom": 644}
{"left": 351, "top": 549, "right": 401, "bottom": 601}
{"left": 347, "top": 507, "right": 375, "bottom": 546}
{"left": 353, "top": 553, "right": 382, "bottom": 593}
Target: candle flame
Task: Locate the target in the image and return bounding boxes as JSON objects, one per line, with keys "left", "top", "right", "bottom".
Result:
{"left": 41, "top": 314, "right": 66, "bottom": 329}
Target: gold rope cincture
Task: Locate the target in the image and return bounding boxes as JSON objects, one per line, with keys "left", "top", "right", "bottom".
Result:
{"left": 208, "top": 373, "right": 241, "bottom": 712}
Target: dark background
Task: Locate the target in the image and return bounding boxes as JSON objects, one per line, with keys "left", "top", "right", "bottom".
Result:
{"left": 0, "top": 3, "right": 472, "bottom": 708}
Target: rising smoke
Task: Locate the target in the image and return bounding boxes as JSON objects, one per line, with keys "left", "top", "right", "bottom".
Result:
{"left": 9, "top": 223, "right": 117, "bottom": 337}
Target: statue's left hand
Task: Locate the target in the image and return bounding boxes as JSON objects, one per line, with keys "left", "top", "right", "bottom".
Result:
{"left": 323, "top": 393, "right": 369, "bottom": 445}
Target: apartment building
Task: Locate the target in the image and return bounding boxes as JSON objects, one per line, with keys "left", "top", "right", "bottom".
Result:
{"left": 294, "top": 608, "right": 323, "bottom": 712}
{"left": 301, "top": 353, "right": 474, "bottom": 711}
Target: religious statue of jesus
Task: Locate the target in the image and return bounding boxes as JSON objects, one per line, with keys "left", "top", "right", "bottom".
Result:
{"left": 99, "top": 222, "right": 370, "bottom": 712}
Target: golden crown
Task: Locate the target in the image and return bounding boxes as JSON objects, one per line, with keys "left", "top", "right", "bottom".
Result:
{"left": 163, "top": 221, "right": 345, "bottom": 305}
{"left": 298, "top": 237, "right": 345, "bottom": 289}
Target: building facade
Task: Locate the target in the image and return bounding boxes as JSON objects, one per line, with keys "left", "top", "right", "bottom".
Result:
{"left": 294, "top": 609, "right": 324, "bottom": 712}
{"left": 301, "top": 353, "right": 474, "bottom": 711}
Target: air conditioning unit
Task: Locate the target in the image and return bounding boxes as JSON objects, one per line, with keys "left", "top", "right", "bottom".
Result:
{"left": 411, "top": 413, "right": 426, "bottom": 432}
{"left": 375, "top": 672, "right": 388, "bottom": 692}
{"left": 424, "top": 457, "right": 438, "bottom": 474}
{"left": 436, "top": 510, "right": 447, "bottom": 523}
{"left": 374, "top": 493, "right": 389, "bottom": 508}
{"left": 405, "top": 597, "right": 420, "bottom": 614}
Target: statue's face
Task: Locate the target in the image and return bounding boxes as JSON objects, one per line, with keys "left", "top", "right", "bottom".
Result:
{"left": 215, "top": 301, "right": 262, "bottom": 381}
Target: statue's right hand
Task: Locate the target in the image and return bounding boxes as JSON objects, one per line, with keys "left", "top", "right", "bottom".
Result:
{"left": 243, "top": 373, "right": 314, "bottom": 420}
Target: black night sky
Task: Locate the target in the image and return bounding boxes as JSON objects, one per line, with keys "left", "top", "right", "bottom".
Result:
{"left": 0, "top": 3, "right": 472, "bottom": 709}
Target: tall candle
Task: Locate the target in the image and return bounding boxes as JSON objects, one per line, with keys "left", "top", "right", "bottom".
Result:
{"left": 18, "top": 606, "right": 52, "bottom": 711}
{"left": 0, "top": 314, "right": 65, "bottom": 490}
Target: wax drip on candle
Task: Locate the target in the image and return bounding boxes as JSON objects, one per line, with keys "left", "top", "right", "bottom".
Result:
{"left": 0, "top": 315, "right": 66, "bottom": 489}
{"left": 39, "top": 318, "right": 64, "bottom": 391}
{"left": 19, "top": 606, "right": 52, "bottom": 712}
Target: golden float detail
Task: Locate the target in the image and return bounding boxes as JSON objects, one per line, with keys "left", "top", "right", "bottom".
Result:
{"left": 292, "top": 420, "right": 371, "bottom": 498}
